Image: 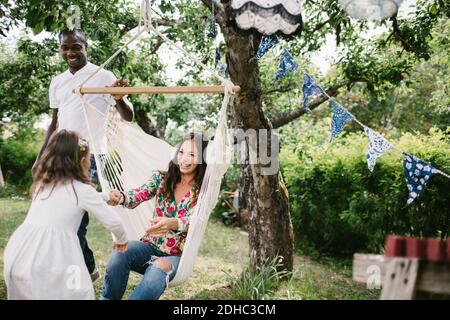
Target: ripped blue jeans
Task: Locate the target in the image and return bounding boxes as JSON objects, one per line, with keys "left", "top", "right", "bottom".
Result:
{"left": 101, "top": 240, "right": 181, "bottom": 300}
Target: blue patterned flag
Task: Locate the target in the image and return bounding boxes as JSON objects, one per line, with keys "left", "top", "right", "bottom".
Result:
{"left": 403, "top": 154, "right": 437, "bottom": 205}
{"left": 364, "top": 127, "right": 393, "bottom": 172}
{"left": 256, "top": 35, "right": 279, "bottom": 59}
{"left": 274, "top": 49, "right": 298, "bottom": 81}
{"left": 302, "top": 73, "right": 324, "bottom": 111}
{"left": 330, "top": 101, "right": 353, "bottom": 142}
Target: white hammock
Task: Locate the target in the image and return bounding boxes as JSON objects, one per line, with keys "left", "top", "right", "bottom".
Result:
{"left": 77, "top": 1, "right": 235, "bottom": 286}
{"left": 82, "top": 86, "right": 233, "bottom": 286}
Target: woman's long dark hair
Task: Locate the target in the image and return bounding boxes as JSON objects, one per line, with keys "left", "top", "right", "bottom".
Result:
{"left": 30, "top": 130, "right": 92, "bottom": 202}
{"left": 161, "top": 132, "right": 209, "bottom": 199}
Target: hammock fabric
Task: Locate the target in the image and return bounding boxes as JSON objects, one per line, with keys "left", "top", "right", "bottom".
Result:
{"left": 76, "top": 0, "right": 236, "bottom": 286}
{"left": 81, "top": 83, "right": 233, "bottom": 286}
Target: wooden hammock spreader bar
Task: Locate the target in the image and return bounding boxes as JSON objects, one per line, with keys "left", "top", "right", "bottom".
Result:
{"left": 78, "top": 85, "right": 241, "bottom": 95}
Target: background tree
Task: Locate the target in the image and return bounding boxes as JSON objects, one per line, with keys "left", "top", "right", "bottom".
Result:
{"left": 0, "top": 0, "right": 448, "bottom": 272}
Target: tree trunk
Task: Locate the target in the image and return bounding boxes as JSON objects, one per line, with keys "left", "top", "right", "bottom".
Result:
{"left": 222, "top": 18, "right": 294, "bottom": 271}
{"left": 134, "top": 109, "right": 165, "bottom": 139}
{"left": 0, "top": 162, "right": 4, "bottom": 188}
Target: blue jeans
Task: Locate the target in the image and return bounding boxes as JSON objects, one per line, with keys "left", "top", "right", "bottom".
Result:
{"left": 101, "top": 240, "right": 181, "bottom": 300}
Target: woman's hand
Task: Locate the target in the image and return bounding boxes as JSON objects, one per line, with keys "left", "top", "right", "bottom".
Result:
{"left": 113, "top": 241, "right": 128, "bottom": 253}
{"left": 145, "top": 217, "right": 178, "bottom": 236}
{"left": 108, "top": 190, "right": 123, "bottom": 206}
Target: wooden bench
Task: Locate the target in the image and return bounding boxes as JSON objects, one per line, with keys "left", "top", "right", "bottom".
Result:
{"left": 353, "top": 253, "right": 450, "bottom": 299}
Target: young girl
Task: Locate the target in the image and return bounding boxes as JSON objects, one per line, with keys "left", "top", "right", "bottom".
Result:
{"left": 3, "top": 130, "right": 128, "bottom": 300}
{"left": 101, "top": 132, "right": 208, "bottom": 300}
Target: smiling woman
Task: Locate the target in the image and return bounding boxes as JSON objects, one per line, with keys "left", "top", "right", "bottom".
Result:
{"left": 102, "top": 132, "right": 209, "bottom": 300}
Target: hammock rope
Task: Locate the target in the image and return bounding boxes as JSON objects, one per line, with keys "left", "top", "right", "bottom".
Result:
{"left": 77, "top": 0, "right": 236, "bottom": 286}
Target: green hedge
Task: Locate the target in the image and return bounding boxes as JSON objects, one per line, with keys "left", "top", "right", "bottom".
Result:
{"left": 281, "top": 128, "right": 450, "bottom": 257}
{"left": 0, "top": 129, "right": 42, "bottom": 192}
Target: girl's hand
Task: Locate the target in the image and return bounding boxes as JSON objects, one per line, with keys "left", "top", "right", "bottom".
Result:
{"left": 108, "top": 190, "right": 123, "bottom": 206}
{"left": 145, "top": 217, "right": 178, "bottom": 236}
{"left": 113, "top": 241, "right": 128, "bottom": 253}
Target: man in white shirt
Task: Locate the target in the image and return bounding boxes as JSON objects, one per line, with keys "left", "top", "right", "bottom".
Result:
{"left": 33, "top": 29, "right": 134, "bottom": 282}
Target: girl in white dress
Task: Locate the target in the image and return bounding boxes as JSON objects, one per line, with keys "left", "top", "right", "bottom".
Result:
{"left": 3, "top": 130, "right": 128, "bottom": 300}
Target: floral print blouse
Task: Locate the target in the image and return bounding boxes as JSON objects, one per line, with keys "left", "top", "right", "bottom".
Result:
{"left": 123, "top": 171, "right": 199, "bottom": 256}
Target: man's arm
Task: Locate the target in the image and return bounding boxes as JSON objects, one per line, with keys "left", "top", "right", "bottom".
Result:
{"left": 32, "top": 108, "right": 58, "bottom": 175}
{"left": 114, "top": 97, "right": 133, "bottom": 122}
{"left": 112, "top": 79, "right": 133, "bottom": 122}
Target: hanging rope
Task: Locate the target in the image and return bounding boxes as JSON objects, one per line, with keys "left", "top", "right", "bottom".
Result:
{"left": 76, "top": 0, "right": 233, "bottom": 95}
{"left": 73, "top": 0, "right": 236, "bottom": 287}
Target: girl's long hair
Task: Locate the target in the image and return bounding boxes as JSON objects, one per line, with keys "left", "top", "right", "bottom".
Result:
{"left": 30, "top": 130, "right": 92, "bottom": 202}
{"left": 161, "top": 132, "right": 209, "bottom": 199}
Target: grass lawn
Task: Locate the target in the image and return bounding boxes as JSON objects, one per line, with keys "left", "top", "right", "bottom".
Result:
{"left": 0, "top": 197, "right": 378, "bottom": 300}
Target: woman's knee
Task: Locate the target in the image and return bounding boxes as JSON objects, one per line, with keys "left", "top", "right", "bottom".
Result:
{"left": 106, "top": 250, "right": 128, "bottom": 271}
{"left": 107, "top": 240, "right": 140, "bottom": 268}
{"left": 106, "top": 240, "right": 147, "bottom": 270}
{"left": 153, "top": 258, "right": 173, "bottom": 273}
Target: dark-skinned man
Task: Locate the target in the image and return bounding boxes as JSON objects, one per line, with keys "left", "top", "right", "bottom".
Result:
{"left": 33, "top": 28, "right": 133, "bottom": 283}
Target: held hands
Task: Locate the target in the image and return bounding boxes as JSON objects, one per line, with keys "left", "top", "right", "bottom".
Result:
{"left": 111, "top": 79, "right": 129, "bottom": 101}
{"left": 113, "top": 241, "right": 128, "bottom": 253}
{"left": 145, "top": 217, "right": 178, "bottom": 236}
{"left": 108, "top": 190, "right": 124, "bottom": 206}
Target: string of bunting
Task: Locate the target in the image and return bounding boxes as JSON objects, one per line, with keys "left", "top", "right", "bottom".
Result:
{"left": 257, "top": 35, "right": 450, "bottom": 205}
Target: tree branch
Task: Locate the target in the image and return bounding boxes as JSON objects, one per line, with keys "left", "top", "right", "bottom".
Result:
{"left": 264, "top": 85, "right": 295, "bottom": 96}
{"left": 150, "top": 37, "right": 164, "bottom": 54}
{"left": 390, "top": 16, "right": 430, "bottom": 59}
{"left": 201, "top": 0, "right": 226, "bottom": 29}
{"left": 270, "top": 83, "right": 345, "bottom": 129}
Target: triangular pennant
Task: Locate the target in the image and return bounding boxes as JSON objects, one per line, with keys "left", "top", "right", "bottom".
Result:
{"left": 403, "top": 154, "right": 437, "bottom": 205}
{"left": 256, "top": 35, "right": 279, "bottom": 59}
{"left": 364, "top": 127, "right": 393, "bottom": 172}
{"left": 330, "top": 101, "right": 353, "bottom": 142}
{"left": 302, "top": 73, "right": 324, "bottom": 111}
{"left": 274, "top": 49, "right": 298, "bottom": 81}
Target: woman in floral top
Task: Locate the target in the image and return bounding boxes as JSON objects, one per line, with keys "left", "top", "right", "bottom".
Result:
{"left": 101, "top": 132, "right": 208, "bottom": 300}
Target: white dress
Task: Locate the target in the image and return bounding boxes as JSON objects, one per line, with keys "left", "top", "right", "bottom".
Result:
{"left": 3, "top": 180, "right": 127, "bottom": 300}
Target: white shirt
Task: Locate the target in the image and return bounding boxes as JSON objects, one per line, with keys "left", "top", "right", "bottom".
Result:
{"left": 49, "top": 62, "right": 130, "bottom": 153}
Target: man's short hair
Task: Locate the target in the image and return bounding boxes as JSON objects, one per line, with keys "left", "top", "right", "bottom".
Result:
{"left": 58, "top": 28, "right": 88, "bottom": 46}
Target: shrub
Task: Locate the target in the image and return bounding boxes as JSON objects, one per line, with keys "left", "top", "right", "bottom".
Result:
{"left": 0, "top": 129, "right": 42, "bottom": 192}
{"left": 281, "top": 127, "right": 450, "bottom": 257}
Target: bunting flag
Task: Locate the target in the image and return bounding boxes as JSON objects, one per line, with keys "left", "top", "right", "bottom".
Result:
{"left": 274, "top": 49, "right": 298, "bottom": 81}
{"left": 260, "top": 55, "right": 448, "bottom": 203}
{"left": 364, "top": 127, "right": 393, "bottom": 172}
{"left": 302, "top": 73, "right": 324, "bottom": 111}
{"left": 403, "top": 154, "right": 438, "bottom": 205}
{"left": 256, "top": 35, "right": 279, "bottom": 59}
{"left": 330, "top": 101, "right": 353, "bottom": 142}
